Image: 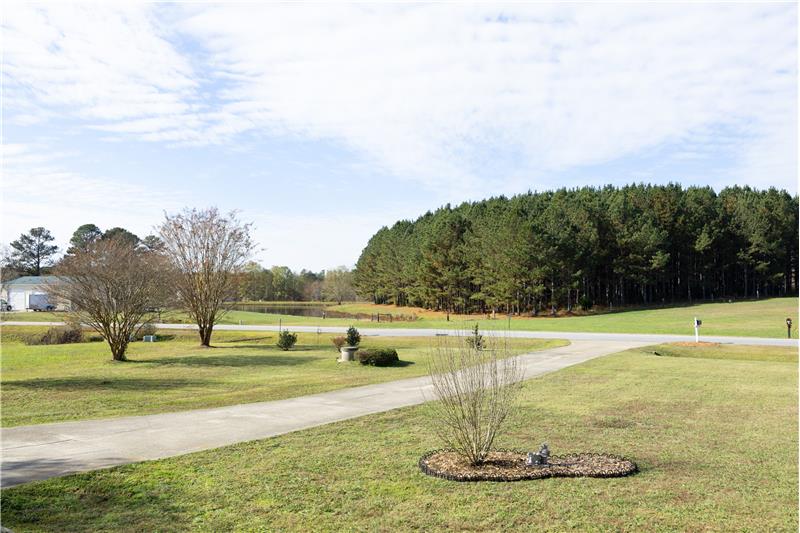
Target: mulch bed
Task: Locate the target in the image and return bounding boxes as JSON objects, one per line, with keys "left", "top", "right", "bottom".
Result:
{"left": 419, "top": 449, "right": 637, "bottom": 482}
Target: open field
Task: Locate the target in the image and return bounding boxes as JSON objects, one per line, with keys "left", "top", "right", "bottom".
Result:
{"left": 0, "top": 328, "right": 564, "bottom": 427}
{"left": 0, "top": 311, "right": 66, "bottom": 322}
{"left": 651, "top": 342, "right": 798, "bottom": 363}
{"left": 2, "top": 343, "right": 796, "bottom": 531}
{"left": 2, "top": 297, "right": 798, "bottom": 339}
{"left": 331, "top": 298, "right": 800, "bottom": 338}
{"left": 3, "top": 298, "right": 795, "bottom": 337}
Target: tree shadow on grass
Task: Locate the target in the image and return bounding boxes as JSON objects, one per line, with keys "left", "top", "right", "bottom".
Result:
{"left": 4, "top": 377, "right": 213, "bottom": 392}
{"left": 1, "top": 460, "right": 193, "bottom": 531}
{"left": 227, "top": 344, "right": 319, "bottom": 352}
{"left": 145, "top": 354, "right": 317, "bottom": 367}
{"left": 215, "top": 336, "right": 273, "bottom": 344}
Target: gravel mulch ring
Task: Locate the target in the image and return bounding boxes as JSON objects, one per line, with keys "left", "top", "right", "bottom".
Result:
{"left": 419, "top": 450, "right": 637, "bottom": 482}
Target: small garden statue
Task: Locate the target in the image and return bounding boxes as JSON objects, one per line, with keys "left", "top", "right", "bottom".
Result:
{"left": 525, "top": 443, "right": 550, "bottom": 467}
{"left": 539, "top": 443, "right": 550, "bottom": 464}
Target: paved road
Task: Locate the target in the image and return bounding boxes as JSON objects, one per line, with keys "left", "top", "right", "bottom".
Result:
{"left": 3, "top": 321, "right": 797, "bottom": 347}
{"left": 1, "top": 339, "right": 647, "bottom": 488}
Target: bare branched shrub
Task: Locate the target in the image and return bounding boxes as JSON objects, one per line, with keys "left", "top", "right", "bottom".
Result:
{"left": 427, "top": 334, "right": 524, "bottom": 465}
{"left": 159, "top": 208, "right": 256, "bottom": 347}
{"left": 48, "top": 238, "right": 170, "bottom": 361}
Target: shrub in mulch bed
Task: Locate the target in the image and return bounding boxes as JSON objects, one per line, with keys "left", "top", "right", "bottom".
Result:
{"left": 357, "top": 348, "right": 400, "bottom": 366}
{"left": 419, "top": 449, "right": 637, "bottom": 482}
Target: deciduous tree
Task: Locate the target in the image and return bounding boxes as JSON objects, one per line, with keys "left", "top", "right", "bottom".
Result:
{"left": 427, "top": 334, "right": 523, "bottom": 465}
{"left": 159, "top": 208, "right": 256, "bottom": 346}
{"left": 48, "top": 237, "right": 169, "bottom": 361}
{"left": 322, "top": 266, "right": 356, "bottom": 304}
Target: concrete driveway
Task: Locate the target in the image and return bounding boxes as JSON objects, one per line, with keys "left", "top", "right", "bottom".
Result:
{"left": 1, "top": 339, "right": 646, "bottom": 488}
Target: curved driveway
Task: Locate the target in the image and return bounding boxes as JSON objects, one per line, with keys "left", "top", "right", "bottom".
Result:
{"left": 2, "top": 338, "right": 646, "bottom": 488}
{"left": 1, "top": 323, "right": 795, "bottom": 488}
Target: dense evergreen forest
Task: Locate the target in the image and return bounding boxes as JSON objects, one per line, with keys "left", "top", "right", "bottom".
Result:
{"left": 354, "top": 184, "right": 799, "bottom": 315}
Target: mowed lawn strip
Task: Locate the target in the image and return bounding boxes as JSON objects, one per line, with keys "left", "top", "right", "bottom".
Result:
{"left": 332, "top": 297, "right": 800, "bottom": 338}
{"left": 134, "top": 296, "right": 800, "bottom": 338}
{"left": 652, "top": 342, "right": 798, "bottom": 363}
{"left": 2, "top": 344, "right": 796, "bottom": 532}
{"left": 0, "top": 329, "right": 565, "bottom": 427}
{"left": 4, "top": 297, "right": 795, "bottom": 337}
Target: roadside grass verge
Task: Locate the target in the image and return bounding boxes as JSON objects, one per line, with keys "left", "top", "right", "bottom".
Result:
{"left": 4, "top": 298, "right": 795, "bottom": 338}
{"left": 1, "top": 344, "right": 795, "bottom": 531}
{"left": 0, "top": 330, "right": 564, "bottom": 427}
{"left": 330, "top": 297, "right": 800, "bottom": 338}
{"left": 171, "top": 297, "right": 800, "bottom": 339}
{"left": 0, "top": 311, "right": 65, "bottom": 322}
{"left": 653, "top": 342, "right": 798, "bottom": 363}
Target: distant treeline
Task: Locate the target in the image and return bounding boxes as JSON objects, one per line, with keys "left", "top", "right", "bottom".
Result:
{"left": 235, "top": 264, "right": 356, "bottom": 303}
{"left": 354, "top": 184, "right": 799, "bottom": 314}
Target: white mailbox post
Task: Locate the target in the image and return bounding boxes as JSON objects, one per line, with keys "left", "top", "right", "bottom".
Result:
{"left": 693, "top": 317, "right": 702, "bottom": 343}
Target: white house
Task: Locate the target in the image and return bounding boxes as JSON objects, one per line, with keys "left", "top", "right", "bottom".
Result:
{"left": 0, "top": 276, "right": 66, "bottom": 311}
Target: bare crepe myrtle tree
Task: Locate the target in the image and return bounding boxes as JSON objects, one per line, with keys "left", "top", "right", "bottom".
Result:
{"left": 427, "top": 333, "right": 524, "bottom": 465}
{"left": 48, "top": 237, "right": 170, "bottom": 361}
{"left": 159, "top": 207, "right": 256, "bottom": 347}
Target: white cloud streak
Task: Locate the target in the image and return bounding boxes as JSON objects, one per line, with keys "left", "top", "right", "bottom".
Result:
{"left": 1, "top": 143, "right": 185, "bottom": 250}
{"left": 4, "top": 3, "right": 795, "bottom": 191}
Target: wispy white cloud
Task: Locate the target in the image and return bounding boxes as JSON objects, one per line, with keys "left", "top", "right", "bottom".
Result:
{"left": 174, "top": 3, "right": 797, "bottom": 191}
{"left": 1, "top": 143, "right": 185, "bottom": 248}
{"left": 2, "top": 3, "right": 796, "bottom": 269}
{"left": 0, "top": 142, "right": 397, "bottom": 271}
{"left": 3, "top": 3, "right": 795, "bottom": 191}
{"left": 4, "top": 3, "right": 795, "bottom": 192}
{"left": 3, "top": 4, "right": 204, "bottom": 135}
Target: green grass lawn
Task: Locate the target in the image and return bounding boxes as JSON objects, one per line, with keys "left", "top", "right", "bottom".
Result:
{"left": 2, "top": 297, "right": 797, "bottom": 337}
{"left": 0, "top": 328, "right": 564, "bottom": 427}
{"left": 2, "top": 343, "right": 795, "bottom": 532}
{"left": 336, "top": 297, "right": 800, "bottom": 338}
{"left": 0, "top": 311, "right": 66, "bottom": 322}
{"left": 651, "top": 342, "right": 798, "bottom": 363}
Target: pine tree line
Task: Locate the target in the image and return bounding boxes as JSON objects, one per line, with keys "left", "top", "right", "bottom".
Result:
{"left": 354, "top": 184, "right": 799, "bottom": 314}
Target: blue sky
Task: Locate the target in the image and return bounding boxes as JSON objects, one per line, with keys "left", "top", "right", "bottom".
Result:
{"left": 2, "top": 3, "right": 797, "bottom": 271}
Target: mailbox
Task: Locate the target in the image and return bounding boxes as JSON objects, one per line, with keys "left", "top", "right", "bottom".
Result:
{"left": 694, "top": 318, "right": 702, "bottom": 327}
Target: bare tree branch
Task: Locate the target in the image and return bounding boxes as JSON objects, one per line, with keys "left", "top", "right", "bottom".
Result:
{"left": 158, "top": 207, "right": 256, "bottom": 346}
{"left": 47, "top": 238, "right": 170, "bottom": 361}
{"left": 426, "top": 333, "right": 524, "bottom": 465}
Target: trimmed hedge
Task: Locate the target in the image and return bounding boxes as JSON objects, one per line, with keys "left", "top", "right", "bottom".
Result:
{"left": 357, "top": 348, "right": 399, "bottom": 367}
